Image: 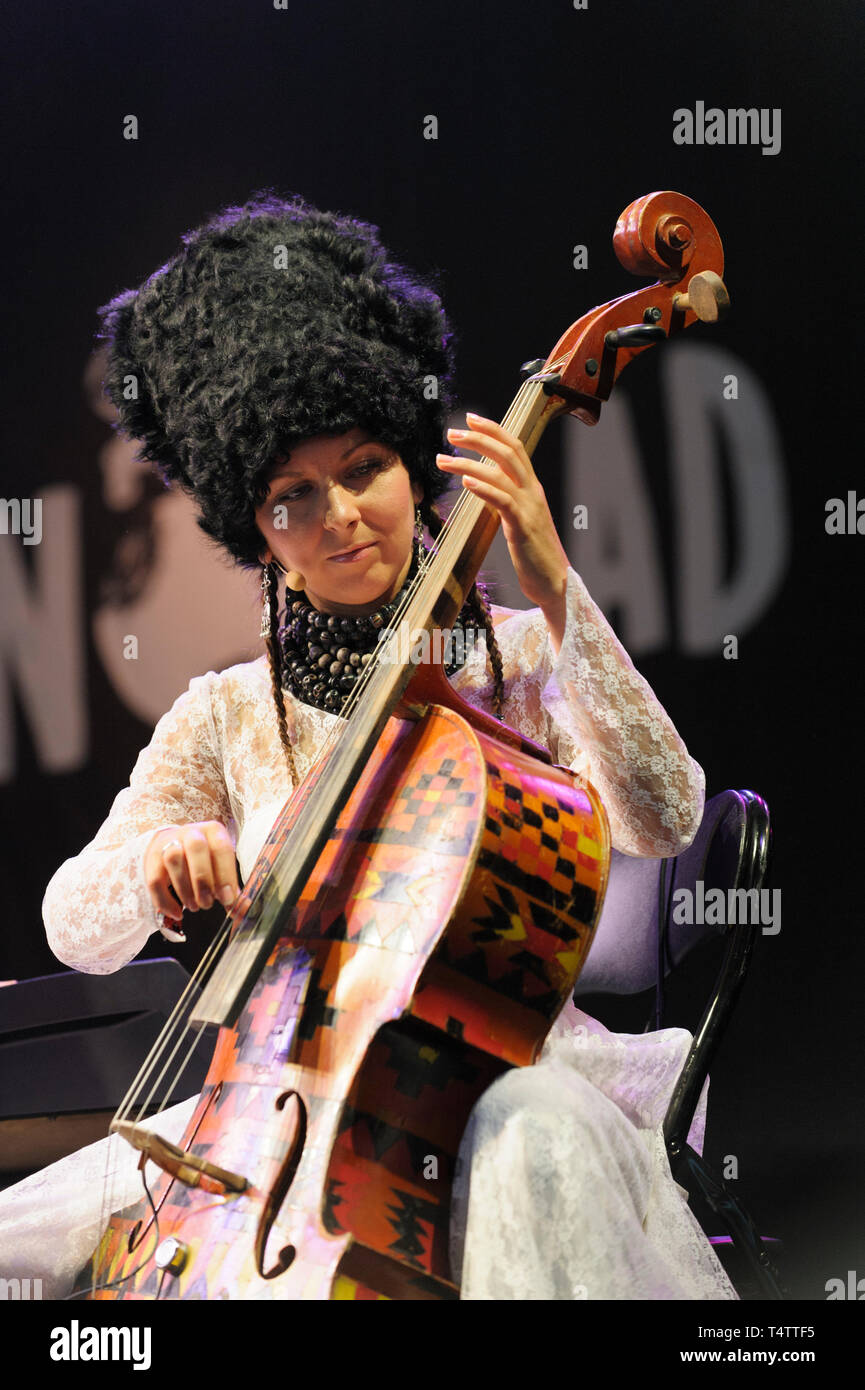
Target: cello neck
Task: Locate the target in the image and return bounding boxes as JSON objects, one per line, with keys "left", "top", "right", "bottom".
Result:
{"left": 190, "top": 377, "right": 563, "bottom": 1029}
{"left": 420, "top": 373, "right": 564, "bottom": 630}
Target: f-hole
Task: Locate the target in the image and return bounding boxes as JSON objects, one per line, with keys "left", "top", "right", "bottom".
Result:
{"left": 126, "top": 1079, "right": 225, "bottom": 1255}
{"left": 254, "top": 1089, "right": 307, "bottom": 1280}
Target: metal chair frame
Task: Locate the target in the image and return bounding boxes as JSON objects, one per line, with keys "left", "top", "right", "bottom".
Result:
{"left": 657, "top": 789, "right": 785, "bottom": 1299}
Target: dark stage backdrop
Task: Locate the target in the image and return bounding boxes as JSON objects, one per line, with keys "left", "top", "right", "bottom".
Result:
{"left": 0, "top": 0, "right": 862, "bottom": 1306}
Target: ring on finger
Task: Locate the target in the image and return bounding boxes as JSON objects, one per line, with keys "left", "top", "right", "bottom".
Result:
{"left": 155, "top": 910, "right": 187, "bottom": 944}
{"left": 162, "top": 838, "right": 183, "bottom": 856}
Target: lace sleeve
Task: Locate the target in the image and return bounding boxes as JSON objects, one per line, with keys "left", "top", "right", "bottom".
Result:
{"left": 42, "top": 673, "right": 233, "bottom": 975}
{"left": 473, "top": 567, "right": 705, "bottom": 858}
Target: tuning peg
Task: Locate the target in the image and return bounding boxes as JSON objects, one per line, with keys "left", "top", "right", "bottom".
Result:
{"left": 604, "top": 324, "right": 667, "bottom": 350}
{"left": 519, "top": 357, "right": 562, "bottom": 394}
{"left": 673, "top": 270, "right": 730, "bottom": 322}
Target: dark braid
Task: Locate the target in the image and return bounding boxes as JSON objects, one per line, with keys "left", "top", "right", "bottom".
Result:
{"left": 262, "top": 562, "right": 299, "bottom": 784}
{"left": 423, "top": 503, "right": 505, "bottom": 718}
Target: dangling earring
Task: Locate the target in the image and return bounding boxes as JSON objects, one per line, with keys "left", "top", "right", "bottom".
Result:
{"left": 414, "top": 505, "right": 425, "bottom": 546}
{"left": 260, "top": 564, "right": 274, "bottom": 638}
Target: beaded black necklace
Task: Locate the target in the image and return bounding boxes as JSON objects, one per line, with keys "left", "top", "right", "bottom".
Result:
{"left": 278, "top": 540, "right": 482, "bottom": 715}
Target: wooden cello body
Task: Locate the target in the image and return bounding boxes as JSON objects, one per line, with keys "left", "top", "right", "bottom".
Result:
{"left": 77, "top": 190, "right": 727, "bottom": 1301}
{"left": 80, "top": 679, "right": 609, "bottom": 1300}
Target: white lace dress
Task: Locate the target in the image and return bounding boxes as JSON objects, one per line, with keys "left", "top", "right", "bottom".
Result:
{"left": 0, "top": 567, "right": 736, "bottom": 1300}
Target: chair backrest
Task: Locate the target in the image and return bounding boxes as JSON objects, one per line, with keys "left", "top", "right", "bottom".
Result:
{"left": 574, "top": 789, "right": 769, "bottom": 1001}
{"left": 0, "top": 957, "right": 213, "bottom": 1116}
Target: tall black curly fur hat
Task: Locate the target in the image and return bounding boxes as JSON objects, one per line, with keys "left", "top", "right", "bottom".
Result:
{"left": 97, "top": 190, "right": 457, "bottom": 568}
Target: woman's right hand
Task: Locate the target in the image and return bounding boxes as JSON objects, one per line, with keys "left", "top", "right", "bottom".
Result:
{"left": 144, "top": 822, "right": 240, "bottom": 922}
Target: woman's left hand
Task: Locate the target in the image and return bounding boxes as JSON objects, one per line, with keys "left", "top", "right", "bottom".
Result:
{"left": 437, "top": 413, "right": 570, "bottom": 614}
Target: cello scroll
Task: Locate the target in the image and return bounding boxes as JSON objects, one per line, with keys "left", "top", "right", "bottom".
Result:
{"left": 535, "top": 190, "right": 730, "bottom": 425}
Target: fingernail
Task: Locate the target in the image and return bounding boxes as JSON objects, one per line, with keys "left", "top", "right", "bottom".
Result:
{"left": 217, "top": 885, "right": 237, "bottom": 907}
{"left": 200, "top": 890, "right": 213, "bottom": 909}
{"left": 466, "top": 412, "right": 482, "bottom": 423}
{"left": 447, "top": 428, "right": 466, "bottom": 439}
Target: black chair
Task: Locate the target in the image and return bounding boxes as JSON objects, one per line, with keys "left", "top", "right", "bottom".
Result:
{"left": 573, "top": 788, "right": 785, "bottom": 1299}
{"left": 0, "top": 958, "right": 213, "bottom": 1177}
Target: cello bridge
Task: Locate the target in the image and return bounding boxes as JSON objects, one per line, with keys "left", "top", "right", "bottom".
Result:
{"left": 111, "top": 1121, "right": 248, "bottom": 1196}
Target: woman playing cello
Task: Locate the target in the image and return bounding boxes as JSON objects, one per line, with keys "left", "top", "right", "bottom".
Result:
{"left": 0, "top": 191, "right": 735, "bottom": 1300}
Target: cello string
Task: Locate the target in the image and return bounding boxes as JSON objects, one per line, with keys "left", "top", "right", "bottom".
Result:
{"left": 109, "top": 379, "right": 543, "bottom": 1154}
{"left": 95, "top": 919, "right": 238, "bottom": 1279}
{"left": 200, "top": 380, "right": 540, "bottom": 901}
{"left": 94, "top": 381, "right": 544, "bottom": 1270}
{"left": 124, "top": 933, "right": 230, "bottom": 1113}
{"left": 112, "top": 378, "right": 541, "bottom": 1128}
{"left": 126, "top": 1017, "right": 217, "bottom": 1153}
{"left": 92, "top": 377, "right": 548, "bottom": 1286}
{"left": 114, "top": 918, "right": 235, "bottom": 1127}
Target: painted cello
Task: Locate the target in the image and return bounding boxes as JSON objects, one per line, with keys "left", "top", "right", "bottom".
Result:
{"left": 76, "top": 191, "right": 729, "bottom": 1301}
